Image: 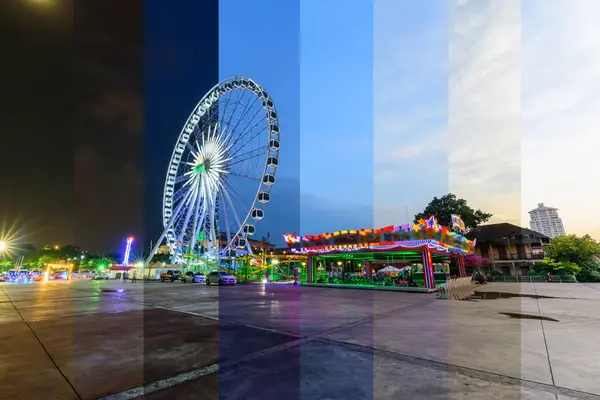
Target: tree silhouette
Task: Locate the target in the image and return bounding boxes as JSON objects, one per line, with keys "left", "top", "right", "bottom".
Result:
{"left": 414, "top": 193, "right": 492, "bottom": 230}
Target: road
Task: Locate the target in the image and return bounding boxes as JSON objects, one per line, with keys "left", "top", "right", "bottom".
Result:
{"left": 1, "top": 280, "right": 599, "bottom": 400}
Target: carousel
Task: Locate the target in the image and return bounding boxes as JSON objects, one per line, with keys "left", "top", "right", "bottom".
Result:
{"left": 283, "top": 215, "right": 475, "bottom": 289}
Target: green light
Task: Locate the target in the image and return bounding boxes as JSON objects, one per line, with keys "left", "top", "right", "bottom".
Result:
{"left": 98, "top": 265, "right": 105, "bottom": 270}
{"left": 193, "top": 163, "right": 205, "bottom": 173}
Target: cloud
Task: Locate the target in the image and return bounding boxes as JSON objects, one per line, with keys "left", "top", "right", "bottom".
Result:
{"left": 373, "top": 1, "right": 449, "bottom": 225}
{"left": 448, "top": 0, "right": 522, "bottom": 225}
{"left": 521, "top": 0, "right": 600, "bottom": 240}
{"left": 448, "top": 0, "right": 600, "bottom": 240}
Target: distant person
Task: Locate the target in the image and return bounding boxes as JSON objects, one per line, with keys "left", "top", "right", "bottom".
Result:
{"left": 265, "top": 269, "right": 270, "bottom": 284}
{"left": 292, "top": 268, "right": 298, "bottom": 285}
{"left": 547, "top": 272, "right": 553, "bottom": 283}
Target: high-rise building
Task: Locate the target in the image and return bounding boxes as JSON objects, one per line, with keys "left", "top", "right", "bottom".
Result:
{"left": 528, "top": 203, "right": 566, "bottom": 239}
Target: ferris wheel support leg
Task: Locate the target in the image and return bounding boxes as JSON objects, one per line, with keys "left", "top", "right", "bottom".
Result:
{"left": 188, "top": 184, "right": 206, "bottom": 263}
{"left": 173, "top": 186, "right": 199, "bottom": 264}
{"left": 145, "top": 187, "right": 194, "bottom": 266}
{"left": 145, "top": 228, "right": 169, "bottom": 267}
{"left": 218, "top": 194, "right": 233, "bottom": 257}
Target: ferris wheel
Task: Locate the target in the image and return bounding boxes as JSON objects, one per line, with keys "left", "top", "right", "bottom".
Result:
{"left": 145, "top": 76, "right": 280, "bottom": 264}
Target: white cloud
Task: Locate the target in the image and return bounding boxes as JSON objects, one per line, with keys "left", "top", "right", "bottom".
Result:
{"left": 449, "top": 0, "right": 522, "bottom": 226}
{"left": 373, "top": 0, "right": 448, "bottom": 226}
{"left": 521, "top": 0, "right": 600, "bottom": 240}
{"left": 449, "top": 0, "right": 600, "bottom": 240}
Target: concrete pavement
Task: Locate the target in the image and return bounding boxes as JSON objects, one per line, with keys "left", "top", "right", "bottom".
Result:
{"left": 0, "top": 280, "right": 599, "bottom": 399}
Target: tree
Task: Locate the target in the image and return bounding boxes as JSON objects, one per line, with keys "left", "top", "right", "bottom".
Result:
{"left": 544, "top": 235, "right": 600, "bottom": 265}
{"left": 543, "top": 235, "right": 600, "bottom": 282}
{"left": 0, "top": 260, "right": 13, "bottom": 272}
{"left": 464, "top": 255, "right": 490, "bottom": 275}
{"left": 36, "top": 255, "right": 57, "bottom": 269}
{"left": 414, "top": 193, "right": 492, "bottom": 230}
{"left": 534, "top": 257, "right": 580, "bottom": 276}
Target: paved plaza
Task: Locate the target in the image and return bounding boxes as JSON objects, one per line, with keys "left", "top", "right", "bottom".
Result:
{"left": 1, "top": 280, "right": 599, "bottom": 400}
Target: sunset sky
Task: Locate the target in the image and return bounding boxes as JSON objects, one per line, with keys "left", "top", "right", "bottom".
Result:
{"left": 3, "top": 0, "right": 597, "bottom": 252}
{"left": 216, "top": 0, "right": 599, "bottom": 243}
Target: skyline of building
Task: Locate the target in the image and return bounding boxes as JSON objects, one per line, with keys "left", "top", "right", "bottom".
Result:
{"left": 529, "top": 203, "right": 566, "bottom": 239}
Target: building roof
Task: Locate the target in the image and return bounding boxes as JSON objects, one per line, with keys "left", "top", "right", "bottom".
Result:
{"left": 466, "top": 223, "right": 549, "bottom": 242}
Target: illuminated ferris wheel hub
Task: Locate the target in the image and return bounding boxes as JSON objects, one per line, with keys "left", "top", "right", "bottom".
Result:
{"left": 145, "top": 76, "right": 280, "bottom": 265}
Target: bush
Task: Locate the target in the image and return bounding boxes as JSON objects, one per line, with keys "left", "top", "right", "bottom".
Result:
{"left": 577, "top": 264, "right": 600, "bottom": 282}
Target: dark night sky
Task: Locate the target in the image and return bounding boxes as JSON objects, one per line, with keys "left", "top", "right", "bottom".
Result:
{"left": 0, "top": 0, "right": 218, "bottom": 255}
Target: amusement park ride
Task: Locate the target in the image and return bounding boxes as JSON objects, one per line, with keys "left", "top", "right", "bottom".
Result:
{"left": 144, "top": 77, "right": 280, "bottom": 268}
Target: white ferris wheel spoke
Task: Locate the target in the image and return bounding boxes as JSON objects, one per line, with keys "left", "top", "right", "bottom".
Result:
{"left": 148, "top": 77, "right": 280, "bottom": 266}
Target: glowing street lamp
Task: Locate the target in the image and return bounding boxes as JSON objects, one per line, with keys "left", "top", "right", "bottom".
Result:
{"left": 0, "top": 241, "right": 6, "bottom": 253}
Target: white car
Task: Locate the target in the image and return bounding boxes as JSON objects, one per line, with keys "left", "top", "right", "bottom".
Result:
{"left": 206, "top": 271, "right": 236, "bottom": 285}
{"left": 181, "top": 271, "right": 206, "bottom": 283}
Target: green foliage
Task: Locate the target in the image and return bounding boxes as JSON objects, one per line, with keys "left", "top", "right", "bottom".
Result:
{"left": 577, "top": 262, "right": 600, "bottom": 282}
{"left": 414, "top": 193, "right": 492, "bottom": 230}
{"left": 0, "top": 260, "right": 13, "bottom": 272}
{"left": 545, "top": 235, "right": 600, "bottom": 265}
{"left": 542, "top": 235, "right": 600, "bottom": 282}
{"left": 36, "top": 255, "right": 57, "bottom": 268}
{"left": 534, "top": 257, "right": 580, "bottom": 276}
{"left": 88, "top": 257, "right": 115, "bottom": 269}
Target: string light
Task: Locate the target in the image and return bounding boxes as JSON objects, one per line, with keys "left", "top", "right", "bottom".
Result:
{"left": 284, "top": 215, "right": 475, "bottom": 255}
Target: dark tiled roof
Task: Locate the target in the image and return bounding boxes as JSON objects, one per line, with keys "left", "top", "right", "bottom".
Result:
{"left": 466, "top": 223, "right": 549, "bottom": 241}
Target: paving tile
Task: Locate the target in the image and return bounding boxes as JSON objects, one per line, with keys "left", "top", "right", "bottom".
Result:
{"left": 0, "top": 321, "right": 79, "bottom": 400}
{"left": 143, "top": 340, "right": 557, "bottom": 400}
{"left": 28, "top": 308, "right": 295, "bottom": 399}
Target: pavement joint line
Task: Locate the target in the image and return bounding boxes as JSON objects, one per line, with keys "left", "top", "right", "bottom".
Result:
{"left": 67, "top": 283, "right": 431, "bottom": 341}
{"left": 533, "top": 283, "right": 558, "bottom": 400}
{"left": 0, "top": 285, "right": 83, "bottom": 400}
{"left": 317, "top": 338, "right": 600, "bottom": 400}
{"left": 64, "top": 283, "right": 305, "bottom": 339}
{"left": 154, "top": 306, "right": 306, "bottom": 339}
{"left": 31, "top": 282, "right": 596, "bottom": 400}
{"left": 98, "top": 363, "right": 219, "bottom": 400}
{"left": 101, "top": 301, "right": 435, "bottom": 399}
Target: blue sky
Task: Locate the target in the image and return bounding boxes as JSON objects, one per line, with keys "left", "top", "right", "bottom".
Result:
{"left": 218, "top": 0, "right": 448, "bottom": 245}
{"left": 373, "top": 0, "right": 449, "bottom": 227}
{"left": 144, "top": 0, "right": 600, "bottom": 251}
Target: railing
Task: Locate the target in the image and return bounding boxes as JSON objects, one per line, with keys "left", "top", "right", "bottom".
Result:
{"left": 489, "top": 254, "right": 544, "bottom": 261}
{"left": 490, "top": 275, "right": 577, "bottom": 283}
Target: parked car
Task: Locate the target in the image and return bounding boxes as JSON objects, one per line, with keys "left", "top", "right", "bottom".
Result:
{"left": 179, "top": 271, "right": 206, "bottom": 283}
{"left": 180, "top": 271, "right": 194, "bottom": 283}
{"left": 192, "top": 272, "right": 206, "bottom": 283}
{"left": 160, "top": 270, "right": 182, "bottom": 282}
{"left": 206, "top": 271, "right": 236, "bottom": 285}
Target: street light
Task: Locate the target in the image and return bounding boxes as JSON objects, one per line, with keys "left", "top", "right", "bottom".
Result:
{"left": 0, "top": 241, "right": 6, "bottom": 253}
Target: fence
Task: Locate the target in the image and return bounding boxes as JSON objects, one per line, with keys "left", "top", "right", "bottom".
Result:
{"left": 490, "top": 275, "right": 577, "bottom": 283}
{"left": 437, "top": 277, "right": 475, "bottom": 300}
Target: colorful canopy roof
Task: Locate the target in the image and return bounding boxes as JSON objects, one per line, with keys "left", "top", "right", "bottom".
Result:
{"left": 283, "top": 216, "right": 475, "bottom": 255}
